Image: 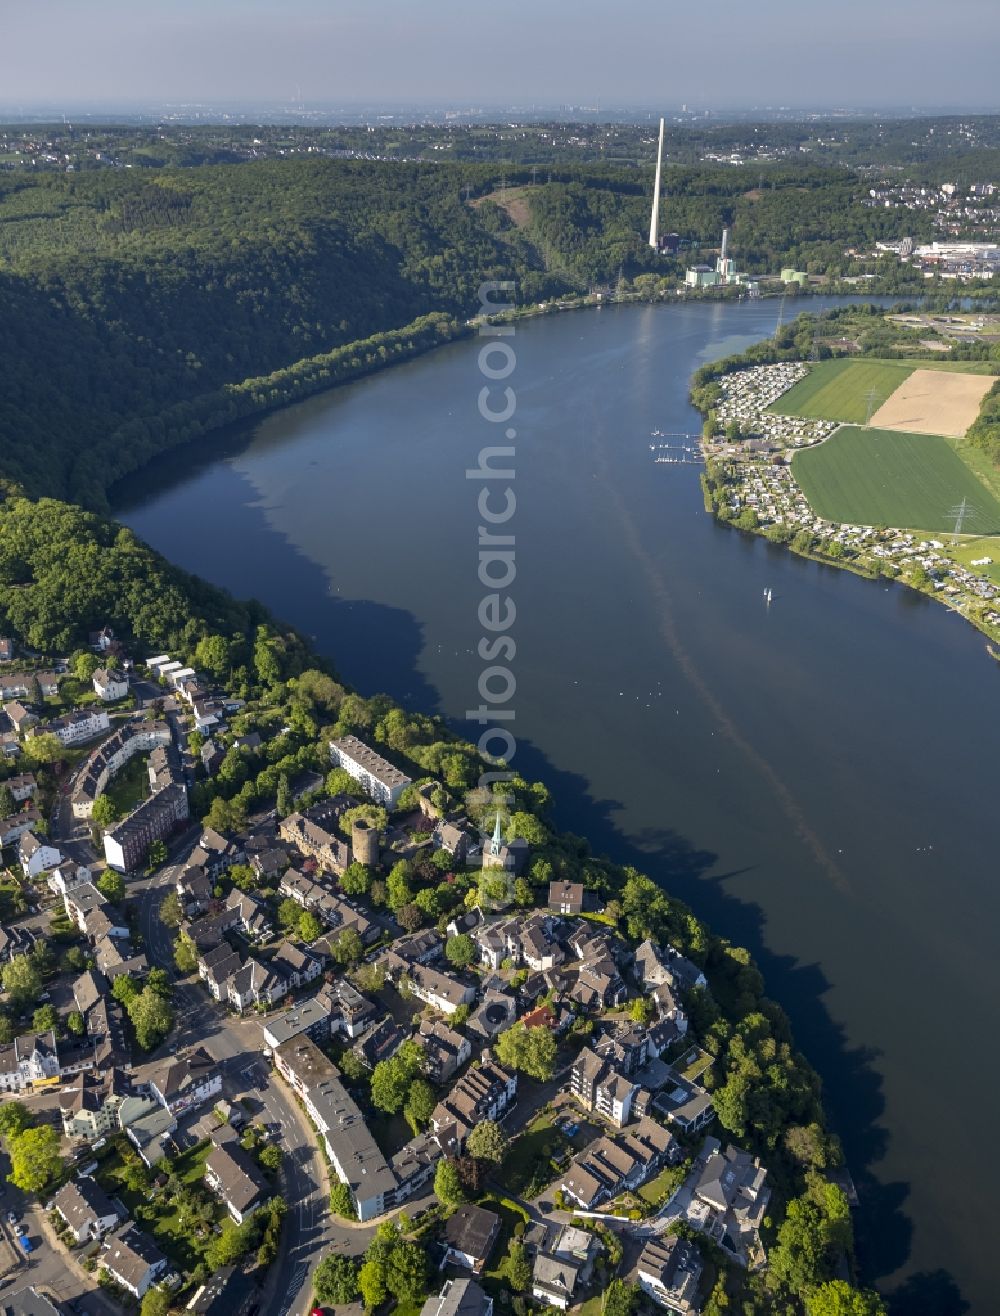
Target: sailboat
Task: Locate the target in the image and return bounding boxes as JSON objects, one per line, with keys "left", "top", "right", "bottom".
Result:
{"left": 764, "top": 588, "right": 773, "bottom": 605}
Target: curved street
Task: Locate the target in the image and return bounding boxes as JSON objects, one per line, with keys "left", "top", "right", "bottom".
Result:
{"left": 135, "top": 840, "right": 370, "bottom": 1316}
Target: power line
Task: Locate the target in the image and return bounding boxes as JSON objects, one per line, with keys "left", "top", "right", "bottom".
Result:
{"left": 774, "top": 292, "right": 787, "bottom": 341}
{"left": 949, "top": 497, "right": 974, "bottom": 535}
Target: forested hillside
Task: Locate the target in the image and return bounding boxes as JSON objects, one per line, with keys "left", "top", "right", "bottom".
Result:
{"left": 0, "top": 495, "right": 267, "bottom": 652}
{"left": 0, "top": 158, "right": 921, "bottom": 506}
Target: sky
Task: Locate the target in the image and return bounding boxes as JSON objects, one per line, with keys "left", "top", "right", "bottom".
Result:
{"left": 3, "top": 0, "right": 999, "bottom": 113}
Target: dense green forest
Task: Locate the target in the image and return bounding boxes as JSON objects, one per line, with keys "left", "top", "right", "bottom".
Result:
{"left": 0, "top": 158, "right": 927, "bottom": 507}
{"left": 0, "top": 495, "right": 270, "bottom": 652}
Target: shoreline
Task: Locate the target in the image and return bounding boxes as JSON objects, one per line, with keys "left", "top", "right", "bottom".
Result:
{"left": 101, "top": 285, "right": 902, "bottom": 513}
{"left": 693, "top": 357, "right": 1000, "bottom": 651}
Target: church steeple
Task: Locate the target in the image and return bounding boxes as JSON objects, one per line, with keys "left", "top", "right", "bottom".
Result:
{"left": 489, "top": 811, "right": 503, "bottom": 857}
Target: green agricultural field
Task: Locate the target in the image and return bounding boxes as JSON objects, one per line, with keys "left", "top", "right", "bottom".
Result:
{"left": 792, "top": 427, "right": 1000, "bottom": 533}
{"left": 770, "top": 357, "right": 996, "bottom": 426}
{"left": 769, "top": 359, "right": 917, "bottom": 424}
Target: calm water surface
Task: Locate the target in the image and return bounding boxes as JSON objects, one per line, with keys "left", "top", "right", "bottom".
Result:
{"left": 117, "top": 300, "right": 1000, "bottom": 1313}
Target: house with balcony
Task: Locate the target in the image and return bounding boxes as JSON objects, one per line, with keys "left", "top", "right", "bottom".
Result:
{"left": 148, "top": 1047, "right": 221, "bottom": 1116}
{"left": 52, "top": 1178, "right": 122, "bottom": 1244}
{"left": 637, "top": 1234, "right": 704, "bottom": 1312}
{"left": 204, "top": 1137, "right": 271, "bottom": 1224}
{"left": 99, "top": 1225, "right": 168, "bottom": 1299}
{"left": 431, "top": 1052, "right": 517, "bottom": 1155}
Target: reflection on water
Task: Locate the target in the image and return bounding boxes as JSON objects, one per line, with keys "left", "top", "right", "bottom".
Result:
{"left": 117, "top": 299, "right": 997, "bottom": 1313}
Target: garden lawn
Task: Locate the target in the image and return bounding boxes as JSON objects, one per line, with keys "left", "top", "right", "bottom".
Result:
{"left": 481, "top": 1195, "right": 530, "bottom": 1294}
{"left": 501, "top": 1112, "right": 564, "bottom": 1196}
{"left": 103, "top": 750, "right": 150, "bottom": 817}
{"left": 637, "top": 1163, "right": 685, "bottom": 1206}
{"left": 792, "top": 427, "right": 1000, "bottom": 533}
{"left": 96, "top": 1139, "right": 223, "bottom": 1275}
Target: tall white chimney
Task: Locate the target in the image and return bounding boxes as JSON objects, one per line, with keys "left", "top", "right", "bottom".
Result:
{"left": 648, "top": 117, "right": 665, "bottom": 250}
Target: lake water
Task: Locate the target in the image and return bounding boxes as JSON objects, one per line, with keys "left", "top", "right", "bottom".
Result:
{"left": 117, "top": 299, "right": 999, "bottom": 1313}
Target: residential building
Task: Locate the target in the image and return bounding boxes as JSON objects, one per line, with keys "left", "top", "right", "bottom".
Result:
{"left": 123, "top": 1103, "right": 177, "bottom": 1167}
{"left": 148, "top": 1047, "right": 221, "bottom": 1116}
{"left": 560, "top": 1118, "right": 678, "bottom": 1210}
{"left": 273, "top": 1035, "right": 397, "bottom": 1221}
{"left": 64, "top": 883, "right": 127, "bottom": 938}
{"left": 176, "top": 865, "right": 213, "bottom": 916}
{"left": 91, "top": 626, "right": 118, "bottom": 653}
{"left": 635, "top": 940, "right": 707, "bottom": 994}
{"left": 443, "top": 1204, "right": 500, "bottom": 1274}
{"left": 418, "top": 1018, "right": 471, "bottom": 1084}
{"left": 327, "top": 978, "right": 379, "bottom": 1039}
{"left": 60, "top": 1069, "right": 129, "bottom": 1142}
{"left": 0, "top": 924, "right": 35, "bottom": 964}
{"left": 431, "top": 1052, "right": 517, "bottom": 1154}
{"left": 93, "top": 668, "right": 129, "bottom": 702}
{"left": 380, "top": 951, "right": 476, "bottom": 1016}
{"left": 352, "top": 1016, "right": 411, "bottom": 1070}
{"left": 0, "top": 671, "right": 59, "bottom": 700}
{"left": 531, "top": 1227, "right": 600, "bottom": 1311}
{"left": 548, "top": 881, "right": 584, "bottom": 915}
{"left": 270, "top": 940, "right": 322, "bottom": 991}
{"left": 392, "top": 928, "right": 443, "bottom": 965}
{"left": 419, "top": 1278, "right": 493, "bottom": 1316}
{"left": 652, "top": 1068, "right": 714, "bottom": 1135}
{"left": 2, "top": 701, "right": 38, "bottom": 738}
{"left": 71, "top": 720, "right": 171, "bottom": 819}
{"left": 204, "top": 1138, "right": 271, "bottom": 1224}
{"left": 195, "top": 827, "right": 241, "bottom": 878}
{"left": 249, "top": 845, "right": 289, "bottom": 883}
{"left": 187, "top": 908, "right": 240, "bottom": 952}
{"left": 225, "top": 888, "right": 274, "bottom": 942}
{"left": 6, "top": 773, "right": 37, "bottom": 802}
{"left": 637, "top": 1235, "right": 703, "bottom": 1313}
{"left": 48, "top": 706, "right": 110, "bottom": 747}
{"left": 94, "top": 935, "right": 148, "bottom": 981}
{"left": 0, "top": 1031, "right": 61, "bottom": 1093}
{"left": 473, "top": 915, "right": 563, "bottom": 973}
{"left": 0, "top": 804, "right": 41, "bottom": 845}
{"left": 228, "top": 958, "right": 286, "bottom": 1012}
{"left": 570, "top": 1045, "right": 640, "bottom": 1128}
{"left": 181, "top": 1267, "right": 237, "bottom": 1316}
{"left": 18, "top": 831, "right": 61, "bottom": 877}
{"left": 104, "top": 782, "right": 189, "bottom": 871}
{"left": 531, "top": 1252, "right": 584, "bottom": 1311}
{"left": 99, "top": 1225, "right": 168, "bottom": 1299}
{"left": 47, "top": 858, "right": 92, "bottom": 898}
{"left": 329, "top": 734, "right": 412, "bottom": 807}
{"left": 199, "top": 945, "right": 244, "bottom": 1001}
{"left": 262, "top": 992, "right": 335, "bottom": 1051}
{"left": 51, "top": 1177, "right": 121, "bottom": 1244}
{"left": 685, "top": 1137, "right": 770, "bottom": 1264}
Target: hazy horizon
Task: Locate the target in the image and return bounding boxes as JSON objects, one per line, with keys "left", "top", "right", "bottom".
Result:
{"left": 5, "top": 0, "right": 999, "bottom": 113}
